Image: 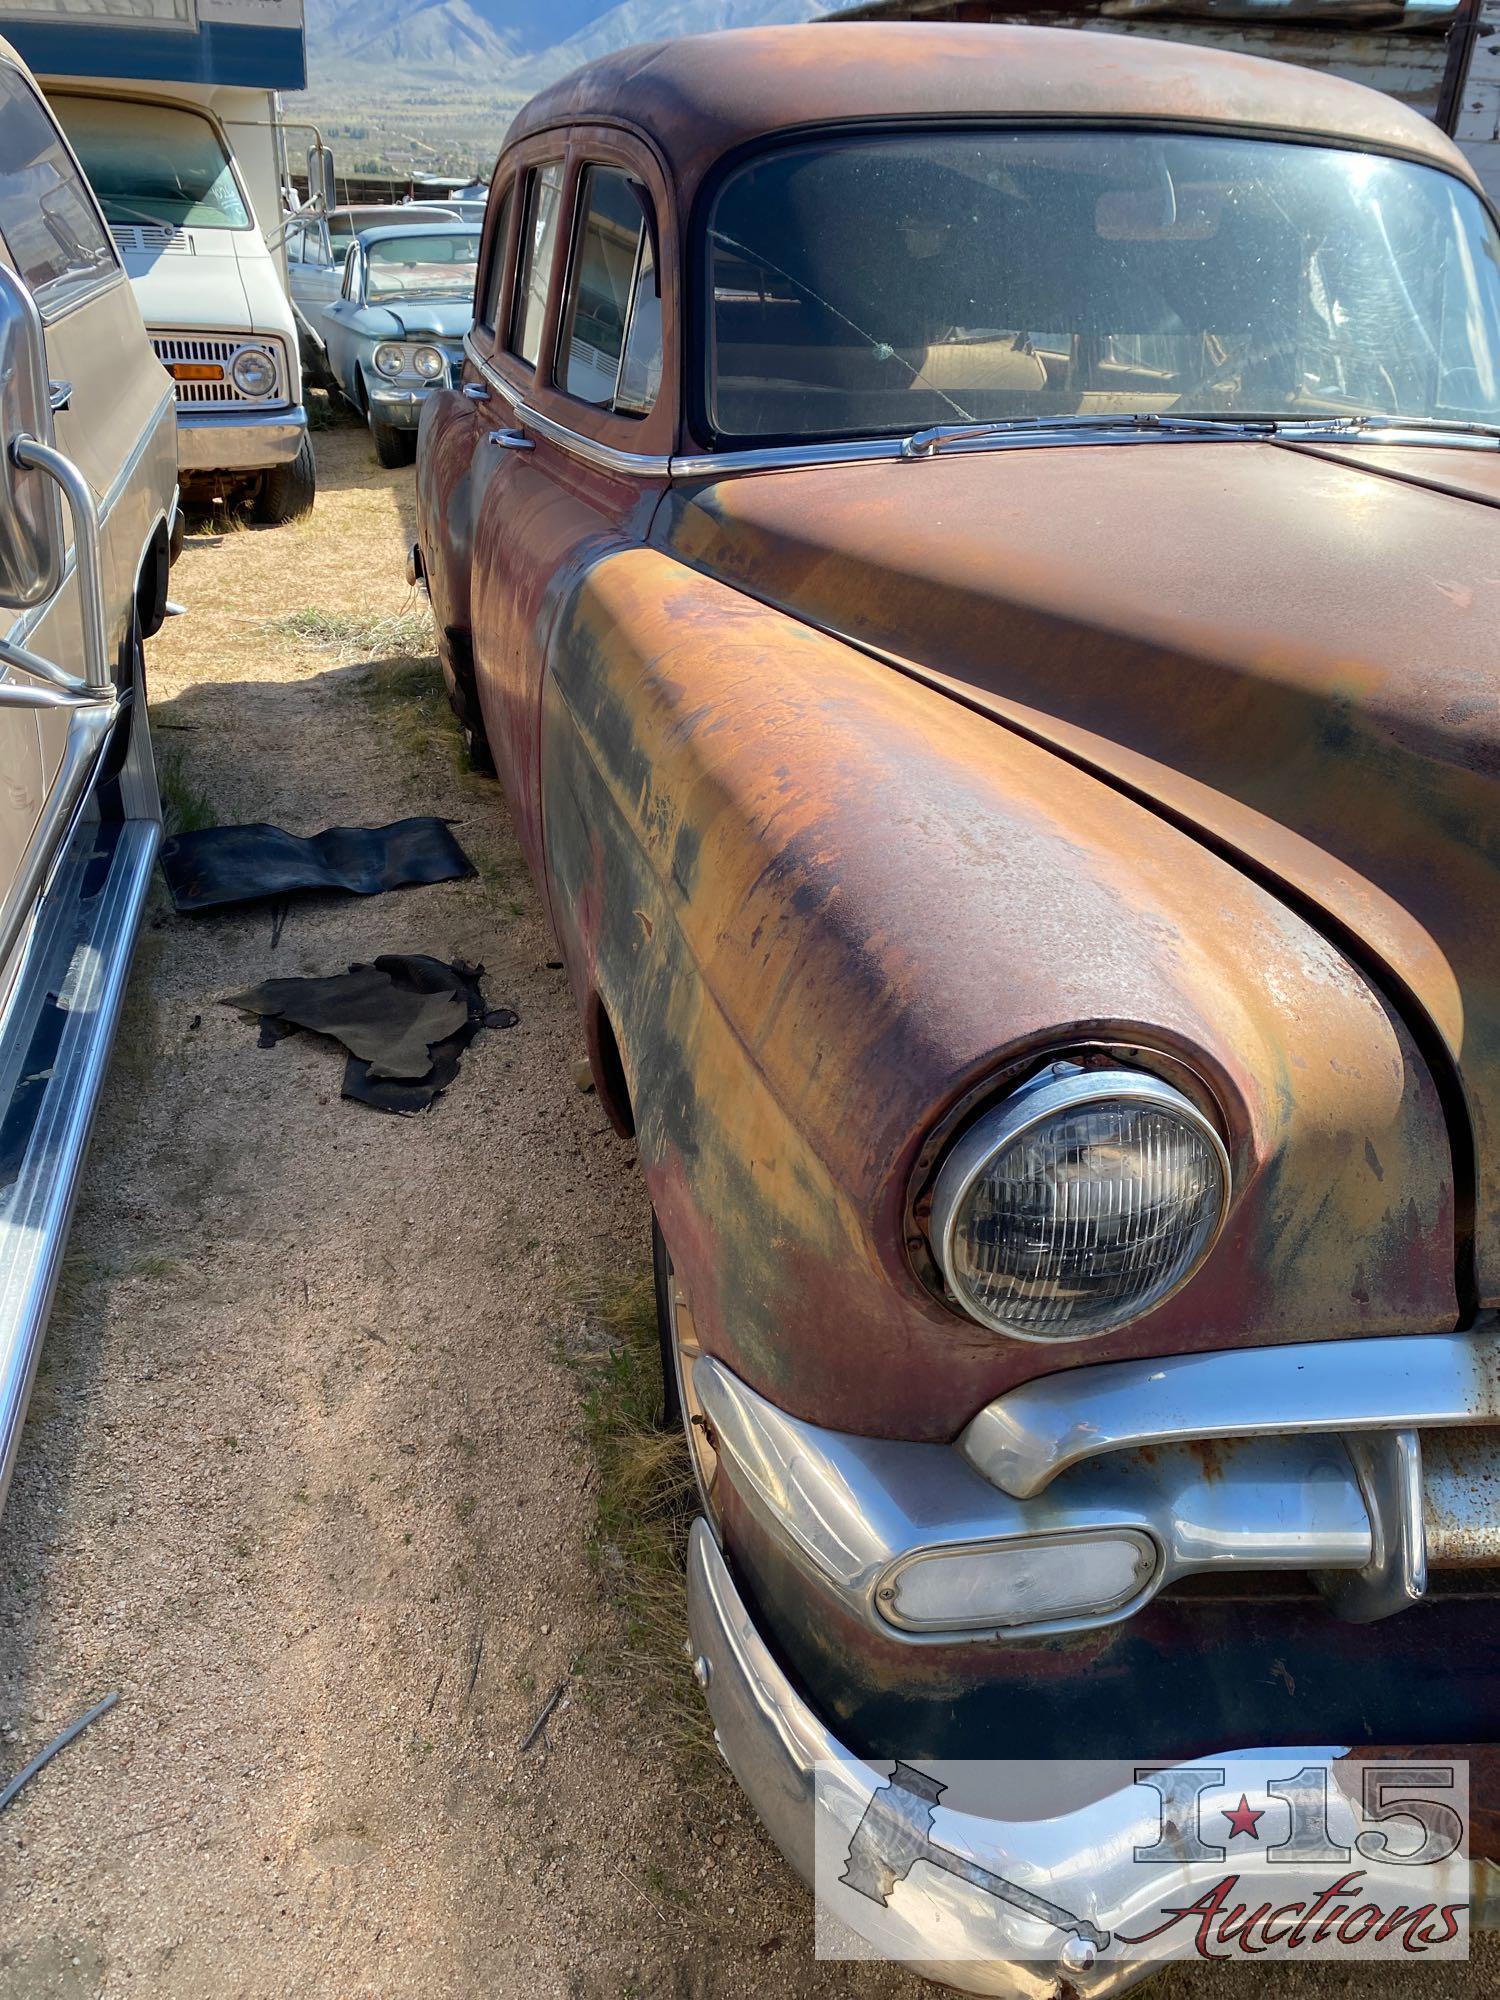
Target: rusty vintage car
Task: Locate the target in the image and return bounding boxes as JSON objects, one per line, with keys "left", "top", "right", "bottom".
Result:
{"left": 415, "top": 24, "right": 1500, "bottom": 1991}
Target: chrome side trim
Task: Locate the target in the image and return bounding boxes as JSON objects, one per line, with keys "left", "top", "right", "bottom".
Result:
{"left": 960, "top": 1328, "right": 1500, "bottom": 1498}
{"left": 695, "top": 1356, "right": 1374, "bottom": 1643}
{"left": 0, "top": 816, "right": 160, "bottom": 1520}
{"left": 511, "top": 397, "right": 671, "bottom": 477}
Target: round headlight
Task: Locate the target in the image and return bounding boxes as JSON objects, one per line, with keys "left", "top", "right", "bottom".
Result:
{"left": 372, "top": 343, "right": 406, "bottom": 379}
{"left": 412, "top": 345, "right": 444, "bottom": 381}
{"left": 928, "top": 1065, "right": 1230, "bottom": 1341}
{"left": 230, "top": 345, "right": 277, "bottom": 398}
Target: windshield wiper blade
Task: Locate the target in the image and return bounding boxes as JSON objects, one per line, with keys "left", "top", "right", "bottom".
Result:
{"left": 900, "top": 412, "right": 1281, "bottom": 459}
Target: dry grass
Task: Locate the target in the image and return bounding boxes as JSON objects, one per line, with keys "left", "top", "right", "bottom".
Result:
{"left": 156, "top": 738, "right": 217, "bottom": 836}
{"left": 562, "top": 1267, "right": 713, "bottom": 1766}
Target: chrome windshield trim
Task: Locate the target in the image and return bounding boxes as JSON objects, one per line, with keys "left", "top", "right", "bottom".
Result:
{"left": 961, "top": 1326, "right": 1500, "bottom": 1499}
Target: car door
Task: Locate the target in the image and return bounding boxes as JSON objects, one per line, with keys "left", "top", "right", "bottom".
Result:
{"left": 466, "top": 129, "right": 675, "bottom": 887}
{"left": 295, "top": 217, "right": 342, "bottom": 319}
{"left": 321, "top": 245, "right": 363, "bottom": 399}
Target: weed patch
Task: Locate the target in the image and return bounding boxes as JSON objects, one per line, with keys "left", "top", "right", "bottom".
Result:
{"left": 561, "top": 1267, "right": 711, "bottom": 1765}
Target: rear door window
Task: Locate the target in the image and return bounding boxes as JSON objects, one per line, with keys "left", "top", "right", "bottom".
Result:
{"left": 557, "top": 164, "right": 662, "bottom": 416}
{"left": 479, "top": 179, "right": 514, "bottom": 331}
{"left": 509, "top": 161, "right": 564, "bottom": 367}
{"left": 0, "top": 63, "right": 117, "bottom": 318}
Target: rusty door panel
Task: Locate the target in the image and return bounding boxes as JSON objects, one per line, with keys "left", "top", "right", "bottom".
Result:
{"left": 539, "top": 543, "right": 1454, "bottom": 1440}
{"left": 660, "top": 442, "right": 1500, "bottom": 1308}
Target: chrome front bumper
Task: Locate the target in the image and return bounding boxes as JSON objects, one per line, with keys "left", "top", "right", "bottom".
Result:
{"left": 367, "top": 384, "right": 433, "bottom": 430}
{"left": 688, "top": 1522, "right": 1489, "bottom": 1997}
{"left": 175, "top": 405, "right": 307, "bottom": 472}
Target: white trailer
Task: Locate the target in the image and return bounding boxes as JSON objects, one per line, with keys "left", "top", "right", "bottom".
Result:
{"left": 0, "top": 0, "right": 315, "bottom": 521}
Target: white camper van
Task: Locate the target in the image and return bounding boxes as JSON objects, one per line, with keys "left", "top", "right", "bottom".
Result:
{"left": 1, "top": 1, "right": 314, "bottom": 524}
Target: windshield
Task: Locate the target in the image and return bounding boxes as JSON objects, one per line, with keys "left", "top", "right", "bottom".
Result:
{"left": 51, "top": 94, "right": 250, "bottom": 232}
{"left": 328, "top": 206, "right": 455, "bottom": 257}
{"left": 706, "top": 130, "right": 1500, "bottom": 443}
{"left": 364, "top": 231, "right": 479, "bottom": 303}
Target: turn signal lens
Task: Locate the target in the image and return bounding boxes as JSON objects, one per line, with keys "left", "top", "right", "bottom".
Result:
{"left": 879, "top": 1532, "right": 1157, "bottom": 1633}
{"left": 372, "top": 342, "right": 405, "bottom": 379}
{"left": 929, "top": 1066, "right": 1230, "bottom": 1340}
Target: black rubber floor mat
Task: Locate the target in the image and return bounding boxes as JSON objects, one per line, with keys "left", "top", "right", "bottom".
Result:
{"left": 224, "top": 954, "right": 517, "bottom": 1113}
{"left": 161, "top": 818, "right": 473, "bottom": 914}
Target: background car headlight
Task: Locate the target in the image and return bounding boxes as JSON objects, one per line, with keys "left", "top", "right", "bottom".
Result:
{"left": 230, "top": 345, "right": 277, "bottom": 397}
{"left": 928, "top": 1065, "right": 1230, "bottom": 1340}
{"left": 372, "top": 343, "right": 406, "bottom": 379}
{"left": 412, "top": 345, "right": 445, "bottom": 381}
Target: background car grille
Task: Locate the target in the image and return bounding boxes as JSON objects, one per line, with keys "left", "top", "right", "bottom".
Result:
{"left": 151, "top": 334, "right": 287, "bottom": 409}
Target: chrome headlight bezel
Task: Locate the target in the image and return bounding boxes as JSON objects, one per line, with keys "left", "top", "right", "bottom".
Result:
{"left": 411, "top": 344, "right": 445, "bottom": 381}
{"left": 372, "top": 342, "right": 406, "bottom": 379}
{"left": 927, "top": 1063, "right": 1232, "bottom": 1343}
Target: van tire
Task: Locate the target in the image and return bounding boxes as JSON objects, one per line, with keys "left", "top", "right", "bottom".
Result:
{"left": 254, "top": 436, "right": 317, "bottom": 524}
{"left": 373, "top": 420, "right": 415, "bottom": 468}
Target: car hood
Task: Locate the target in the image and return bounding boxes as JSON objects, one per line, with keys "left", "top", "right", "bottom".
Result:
{"left": 355, "top": 298, "right": 471, "bottom": 341}
{"left": 660, "top": 438, "right": 1500, "bottom": 1309}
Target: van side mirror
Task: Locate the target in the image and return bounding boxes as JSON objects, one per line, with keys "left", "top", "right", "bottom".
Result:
{"left": 0, "top": 261, "right": 63, "bottom": 611}
{"left": 307, "top": 141, "right": 336, "bottom": 215}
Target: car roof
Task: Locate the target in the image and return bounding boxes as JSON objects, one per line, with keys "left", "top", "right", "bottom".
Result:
{"left": 504, "top": 23, "right": 1477, "bottom": 204}
{"left": 354, "top": 222, "right": 480, "bottom": 245}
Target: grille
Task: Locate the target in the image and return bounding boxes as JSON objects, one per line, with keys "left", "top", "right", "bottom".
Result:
{"left": 110, "top": 224, "right": 190, "bottom": 257}
{"left": 151, "top": 333, "right": 286, "bottom": 408}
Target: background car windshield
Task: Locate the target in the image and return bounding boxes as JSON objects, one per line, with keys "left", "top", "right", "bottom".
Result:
{"left": 365, "top": 232, "right": 479, "bottom": 302}
{"left": 707, "top": 130, "right": 1500, "bottom": 441}
{"left": 52, "top": 95, "right": 249, "bottom": 231}
{"left": 328, "top": 206, "right": 455, "bottom": 258}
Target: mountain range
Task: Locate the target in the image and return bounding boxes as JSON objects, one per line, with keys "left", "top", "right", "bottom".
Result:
{"left": 304, "top": 0, "right": 828, "bottom": 87}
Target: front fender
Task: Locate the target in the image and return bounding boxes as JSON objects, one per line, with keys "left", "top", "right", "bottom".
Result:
{"left": 540, "top": 547, "right": 1455, "bottom": 1440}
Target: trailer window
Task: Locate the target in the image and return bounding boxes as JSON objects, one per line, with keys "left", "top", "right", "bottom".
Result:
{"left": 51, "top": 93, "right": 251, "bottom": 232}
{"left": 0, "top": 64, "right": 116, "bottom": 318}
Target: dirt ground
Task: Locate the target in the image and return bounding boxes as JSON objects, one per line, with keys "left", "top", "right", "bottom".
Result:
{"left": 0, "top": 408, "right": 1492, "bottom": 2000}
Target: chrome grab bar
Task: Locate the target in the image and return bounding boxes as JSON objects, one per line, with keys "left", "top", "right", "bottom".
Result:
{"left": 960, "top": 1327, "right": 1500, "bottom": 1498}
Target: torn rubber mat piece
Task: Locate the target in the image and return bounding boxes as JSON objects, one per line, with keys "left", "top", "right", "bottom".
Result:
{"left": 224, "top": 955, "right": 516, "bottom": 1113}
{"left": 161, "top": 818, "right": 473, "bottom": 914}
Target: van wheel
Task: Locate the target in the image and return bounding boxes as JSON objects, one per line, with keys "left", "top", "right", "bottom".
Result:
{"left": 373, "top": 420, "right": 415, "bottom": 468}
{"left": 652, "top": 1215, "right": 719, "bottom": 1520}
{"left": 254, "top": 436, "right": 316, "bottom": 525}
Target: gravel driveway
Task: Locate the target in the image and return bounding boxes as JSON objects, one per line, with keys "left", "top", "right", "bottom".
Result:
{"left": 0, "top": 411, "right": 1490, "bottom": 1999}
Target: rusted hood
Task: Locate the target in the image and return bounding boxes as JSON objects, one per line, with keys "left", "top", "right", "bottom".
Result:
{"left": 660, "top": 440, "right": 1500, "bottom": 1305}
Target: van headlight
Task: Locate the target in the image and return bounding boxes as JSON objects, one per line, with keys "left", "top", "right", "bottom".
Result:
{"left": 230, "top": 345, "right": 278, "bottom": 397}
{"left": 927, "top": 1064, "right": 1230, "bottom": 1341}
{"left": 373, "top": 343, "right": 406, "bottom": 379}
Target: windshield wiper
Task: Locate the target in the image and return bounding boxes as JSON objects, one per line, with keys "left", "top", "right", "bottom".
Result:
{"left": 1296, "top": 413, "right": 1500, "bottom": 444}
{"left": 900, "top": 411, "right": 1282, "bottom": 459}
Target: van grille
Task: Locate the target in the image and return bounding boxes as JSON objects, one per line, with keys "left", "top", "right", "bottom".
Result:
{"left": 110, "top": 224, "right": 191, "bottom": 257}
{"left": 151, "top": 333, "right": 287, "bottom": 408}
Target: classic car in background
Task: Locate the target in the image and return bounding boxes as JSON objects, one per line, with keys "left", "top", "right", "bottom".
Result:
{"left": 323, "top": 223, "right": 478, "bottom": 465}
{"left": 415, "top": 23, "right": 1500, "bottom": 1991}
{"left": 0, "top": 36, "right": 174, "bottom": 1519}
{"left": 285, "top": 202, "right": 464, "bottom": 388}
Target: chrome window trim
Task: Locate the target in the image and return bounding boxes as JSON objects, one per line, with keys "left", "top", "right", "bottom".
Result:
{"left": 960, "top": 1322, "right": 1500, "bottom": 1498}
{"left": 461, "top": 336, "right": 1500, "bottom": 482}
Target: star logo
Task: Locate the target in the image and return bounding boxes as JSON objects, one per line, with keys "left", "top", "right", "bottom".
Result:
{"left": 1222, "top": 1793, "right": 1265, "bottom": 1841}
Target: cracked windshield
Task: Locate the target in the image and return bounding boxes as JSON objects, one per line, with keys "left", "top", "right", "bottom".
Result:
{"left": 708, "top": 129, "right": 1500, "bottom": 441}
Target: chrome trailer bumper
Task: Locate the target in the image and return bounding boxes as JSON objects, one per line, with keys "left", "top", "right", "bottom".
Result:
{"left": 175, "top": 405, "right": 307, "bottom": 473}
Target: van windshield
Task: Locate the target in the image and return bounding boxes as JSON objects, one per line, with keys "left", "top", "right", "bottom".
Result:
{"left": 51, "top": 94, "right": 251, "bottom": 232}
{"left": 706, "top": 129, "right": 1500, "bottom": 444}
